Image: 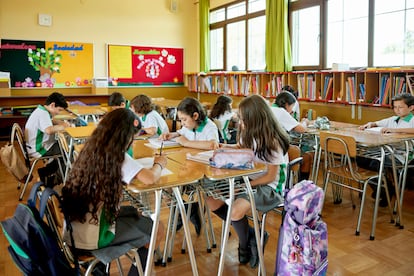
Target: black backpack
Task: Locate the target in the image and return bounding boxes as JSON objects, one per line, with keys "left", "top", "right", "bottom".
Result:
{"left": 0, "top": 182, "right": 79, "bottom": 276}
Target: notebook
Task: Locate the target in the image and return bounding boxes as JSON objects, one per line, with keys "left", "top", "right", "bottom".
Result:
{"left": 186, "top": 150, "right": 214, "bottom": 164}
{"left": 365, "top": 127, "right": 383, "bottom": 133}
{"left": 145, "top": 138, "right": 181, "bottom": 149}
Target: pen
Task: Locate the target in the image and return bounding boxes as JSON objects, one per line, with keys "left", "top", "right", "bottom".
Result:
{"left": 159, "top": 141, "right": 164, "bottom": 155}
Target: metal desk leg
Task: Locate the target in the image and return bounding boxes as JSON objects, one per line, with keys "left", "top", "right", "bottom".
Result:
{"left": 64, "top": 138, "right": 75, "bottom": 183}
{"left": 384, "top": 145, "right": 403, "bottom": 228}
{"left": 144, "top": 189, "right": 161, "bottom": 276}
{"left": 172, "top": 187, "right": 199, "bottom": 276}
{"left": 370, "top": 148, "right": 386, "bottom": 240}
{"left": 217, "top": 178, "right": 235, "bottom": 276}
{"left": 312, "top": 136, "right": 321, "bottom": 183}
{"left": 243, "top": 176, "right": 266, "bottom": 276}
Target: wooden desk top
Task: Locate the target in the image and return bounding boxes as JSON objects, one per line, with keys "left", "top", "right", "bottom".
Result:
{"left": 127, "top": 161, "right": 204, "bottom": 193}
{"left": 67, "top": 105, "right": 106, "bottom": 116}
{"left": 65, "top": 125, "right": 96, "bottom": 139}
{"left": 323, "top": 128, "right": 414, "bottom": 147}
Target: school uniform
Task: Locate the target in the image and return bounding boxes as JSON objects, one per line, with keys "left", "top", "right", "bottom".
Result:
{"left": 292, "top": 100, "right": 300, "bottom": 121}
{"left": 25, "top": 105, "right": 57, "bottom": 158}
{"left": 271, "top": 105, "right": 299, "bottom": 132}
{"left": 249, "top": 146, "right": 289, "bottom": 212}
{"left": 140, "top": 110, "right": 169, "bottom": 137}
{"left": 375, "top": 113, "right": 414, "bottom": 128}
{"left": 64, "top": 154, "right": 152, "bottom": 261}
{"left": 214, "top": 111, "right": 235, "bottom": 142}
{"left": 177, "top": 118, "right": 219, "bottom": 141}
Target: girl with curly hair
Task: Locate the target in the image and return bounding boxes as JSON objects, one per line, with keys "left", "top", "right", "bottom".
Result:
{"left": 61, "top": 108, "right": 166, "bottom": 269}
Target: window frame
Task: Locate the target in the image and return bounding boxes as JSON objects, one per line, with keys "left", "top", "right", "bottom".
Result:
{"left": 209, "top": 0, "right": 265, "bottom": 71}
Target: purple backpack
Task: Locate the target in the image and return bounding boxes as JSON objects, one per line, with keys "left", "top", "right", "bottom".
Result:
{"left": 275, "top": 180, "right": 328, "bottom": 276}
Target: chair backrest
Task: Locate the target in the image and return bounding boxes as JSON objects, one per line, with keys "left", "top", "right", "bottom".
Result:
{"left": 213, "top": 119, "right": 226, "bottom": 144}
{"left": 319, "top": 131, "right": 357, "bottom": 157}
{"left": 286, "top": 145, "right": 303, "bottom": 189}
{"left": 12, "top": 123, "right": 31, "bottom": 168}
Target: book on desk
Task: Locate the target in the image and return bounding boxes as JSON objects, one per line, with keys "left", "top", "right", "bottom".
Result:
{"left": 186, "top": 150, "right": 214, "bottom": 164}
{"left": 145, "top": 138, "right": 182, "bottom": 149}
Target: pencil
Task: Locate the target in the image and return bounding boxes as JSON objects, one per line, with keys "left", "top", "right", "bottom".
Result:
{"left": 159, "top": 141, "right": 164, "bottom": 155}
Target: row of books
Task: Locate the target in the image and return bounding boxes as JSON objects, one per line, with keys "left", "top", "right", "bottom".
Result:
{"left": 297, "top": 75, "right": 316, "bottom": 100}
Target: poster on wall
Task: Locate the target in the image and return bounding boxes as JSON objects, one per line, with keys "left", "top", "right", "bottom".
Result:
{"left": 108, "top": 44, "right": 183, "bottom": 86}
{"left": 0, "top": 39, "right": 94, "bottom": 88}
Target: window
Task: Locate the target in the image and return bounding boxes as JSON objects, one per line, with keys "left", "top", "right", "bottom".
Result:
{"left": 289, "top": 0, "right": 414, "bottom": 69}
{"left": 209, "top": 0, "right": 265, "bottom": 71}
{"left": 291, "top": 6, "right": 320, "bottom": 66}
{"left": 374, "top": 0, "right": 414, "bottom": 66}
{"left": 326, "top": 0, "right": 368, "bottom": 68}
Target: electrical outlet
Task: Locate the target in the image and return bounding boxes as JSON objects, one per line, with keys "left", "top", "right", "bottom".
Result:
{"left": 38, "top": 14, "right": 52, "bottom": 26}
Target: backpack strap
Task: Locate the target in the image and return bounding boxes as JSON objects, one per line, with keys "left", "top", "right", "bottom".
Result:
{"left": 38, "top": 187, "right": 81, "bottom": 276}
{"left": 27, "top": 181, "right": 45, "bottom": 208}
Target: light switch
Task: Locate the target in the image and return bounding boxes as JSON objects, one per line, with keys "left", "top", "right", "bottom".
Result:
{"left": 38, "top": 14, "right": 52, "bottom": 26}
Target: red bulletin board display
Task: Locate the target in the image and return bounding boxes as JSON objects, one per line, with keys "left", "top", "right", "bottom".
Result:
{"left": 107, "top": 44, "right": 184, "bottom": 86}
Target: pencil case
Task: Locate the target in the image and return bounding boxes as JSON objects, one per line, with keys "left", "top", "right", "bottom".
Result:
{"left": 209, "top": 148, "right": 255, "bottom": 170}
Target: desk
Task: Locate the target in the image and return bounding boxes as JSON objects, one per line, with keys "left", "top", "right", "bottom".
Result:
{"left": 316, "top": 128, "right": 414, "bottom": 238}
{"left": 67, "top": 105, "right": 106, "bottom": 123}
{"left": 166, "top": 150, "right": 267, "bottom": 275}
{"left": 63, "top": 125, "right": 97, "bottom": 181}
{"left": 128, "top": 161, "right": 204, "bottom": 276}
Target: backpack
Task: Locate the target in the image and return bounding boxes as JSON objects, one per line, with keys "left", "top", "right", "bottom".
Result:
{"left": 0, "top": 142, "right": 29, "bottom": 182}
{"left": 0, "top": 182, "right": 79, "bottom": 276}
{"left": 275, "top": 180, "right": 328, "bottom": 276}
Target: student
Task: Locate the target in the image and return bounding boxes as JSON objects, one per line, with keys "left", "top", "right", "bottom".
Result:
{"left": 358, "top": 93, "right": 414, "bottom": 206}
{"left": 160, "top": 97, "right": 219, "bottom": 150}
{"left": 206, "top": 94, "right": 290, "bottom": 268}
{"left": 160, "top": 97, "right": 219, "bottom": 235}
{"left": 209, "top": 95, "right": 237, "bottom": 144}
{"left": 25, "top": 92, "right": 70, "bottom": 184}
{"left": 281, "top": 85, "right": 300, "bottom": 121}
{"left": 61, "top": 108, "right": 167, "bottom": 271}
{"left": 108, "top": 91, "right": 130, "bottom": 109}
{"left": 130, "top": 94, "right": 169, "bottom": 137}
{"left": 271, "top": 91, "right": 308, "bottom": 133}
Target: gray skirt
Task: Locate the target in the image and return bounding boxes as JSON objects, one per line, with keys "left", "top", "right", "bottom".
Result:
{"left": 203, "top": 178, "right": 284, "bottom": 213}
{"left": 92, "top": 206, "right": 152, "bottom": 264}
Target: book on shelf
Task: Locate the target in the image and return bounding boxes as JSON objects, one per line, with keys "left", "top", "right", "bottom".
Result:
{"left": 186, "top": 150, "right": 214, "bottom": 164}
{"left": 145, "top": 138, "right": 182, "bottom": 149}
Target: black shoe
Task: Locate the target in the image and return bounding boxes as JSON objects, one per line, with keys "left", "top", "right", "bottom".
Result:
{"left": 238, "top": 247, "right": 250, "bottom": 264}
{"left": 189, "top": 203, "right": 202, "bottom": 236}
{"left": 379, "top": 197, "right": 388, "bottom": 207}
{"left": 249, "top": 230, "right": 269, "bottom": 269}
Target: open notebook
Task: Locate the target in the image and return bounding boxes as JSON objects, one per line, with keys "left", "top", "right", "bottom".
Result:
{"left": 186, "top": 150, "right": 214, "bottom": 164}
{"left": 365, "top": 127, "right": 383, "bottom": 133}
{"left": 145, "top": 138, "right": 182, "bottom": 149}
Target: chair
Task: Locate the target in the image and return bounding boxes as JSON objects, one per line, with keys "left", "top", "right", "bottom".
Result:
{"left": 56, "top": 132, "right": 72, "bottom": 183}
{"left": 43, "top": 186, "right": 144, "bottom": 276}
{"left": 256, "top": 145, "right": 303, "bottom": 243}
{"left": 319, "top": 131, "right": 393, "bottom": 240}
{"left": 12, "top": 123, "right": 63, "bottom": 201}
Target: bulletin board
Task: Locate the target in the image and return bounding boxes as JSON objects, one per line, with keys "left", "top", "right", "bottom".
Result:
{"left": 0, "top": 39, "right": 94, "bottom": 88}
{"left": 107, "top": 44, "right": 184, "bottom": 86}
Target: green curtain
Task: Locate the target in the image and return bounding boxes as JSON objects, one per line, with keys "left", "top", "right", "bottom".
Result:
{"left": 265, "top": 0, "right": 292, "bottom": 72}
{"left": 199, "top": 0, "right": 210, "bottom": 72}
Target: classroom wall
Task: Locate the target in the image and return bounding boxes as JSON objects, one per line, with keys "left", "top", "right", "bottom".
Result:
{"left": 0, "top": 0, "right": 200, "bottom": 76}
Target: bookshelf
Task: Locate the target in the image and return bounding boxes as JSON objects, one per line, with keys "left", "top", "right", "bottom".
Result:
{"left": 186, "top": 69, "right": 414, "bottom": 108}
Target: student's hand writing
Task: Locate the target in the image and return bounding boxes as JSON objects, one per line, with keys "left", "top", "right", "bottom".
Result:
{"left": 153, "top": 155, "right": 167, "bottom": 169}
{"left": 381, "top": 127, "right": 393, "bottom": 134}
{"left": 359, "top": 122, "right": 372, "bottom": 130}
{"left": 175, "top": 135, "right": 189, "bottom": 146}
{"left": 160, "top": 133, "right": 174, "bottom": 140}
